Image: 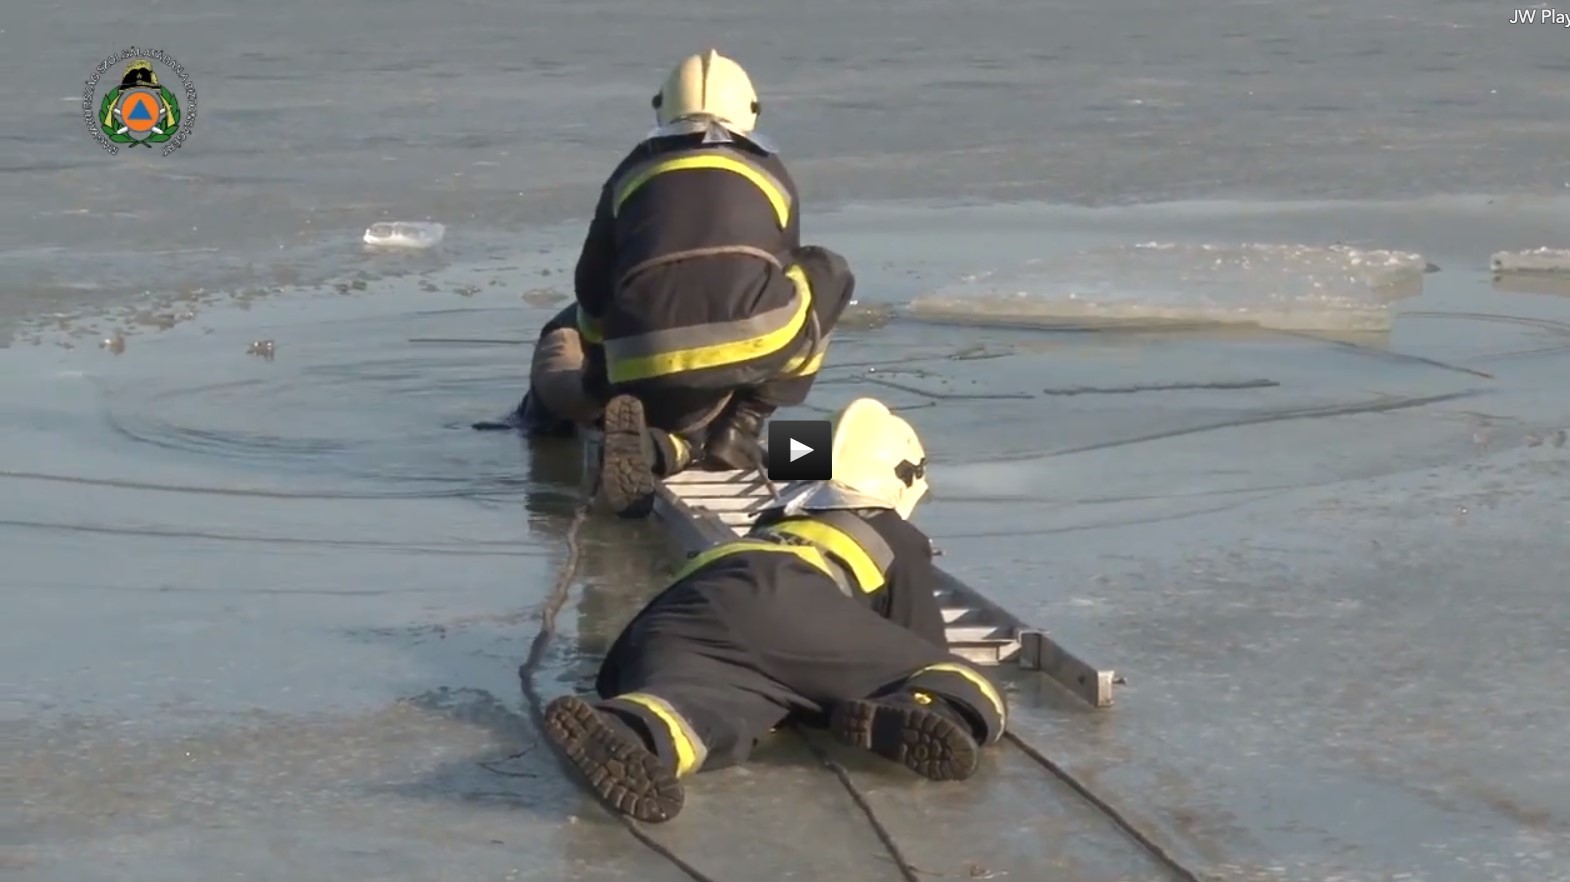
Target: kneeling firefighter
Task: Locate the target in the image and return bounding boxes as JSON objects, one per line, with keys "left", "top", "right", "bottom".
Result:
{"left": 541, "top": 398, "right": 1008, "bottom": 823}
{"left": 516, "top": 49, "right": 858, "bottom": 516}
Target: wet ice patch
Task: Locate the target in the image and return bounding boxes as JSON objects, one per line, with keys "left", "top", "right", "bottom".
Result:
{"left": 1493, "top": 271, "right": 1570, "bottom": 298}
{"left": 1492, "top": 247, "right": 1570, "bottom": 275}
{"left": 910, "top": 243, "right": 1428, "bottom": 332}
{"left": 363, "top": 222, "right": 445, "bottom": 250}
{"left": 837, "top": 301, "right": 897, "bottom": 330}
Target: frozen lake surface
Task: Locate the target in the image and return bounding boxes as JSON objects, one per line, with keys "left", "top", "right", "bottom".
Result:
{"left": 5, "top": 0, "right": 1570, "bottom": 878}
{"left": 6, "top": 198, "right": 1570, "bottom": 880}
{"left": 3, "top": 0, "right": 1570, "bottom": 329}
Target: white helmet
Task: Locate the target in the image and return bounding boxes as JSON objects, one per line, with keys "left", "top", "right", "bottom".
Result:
{"left": 829, "top": 398, "right": 929, "bottom": 518}
{"left": 652, "top": 49, "right": 760, "bottom": 135}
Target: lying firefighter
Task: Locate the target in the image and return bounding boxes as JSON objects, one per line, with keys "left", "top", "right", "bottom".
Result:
{"left": 514, "top": 49, "right": 858, "bottom": 517}
{"left": 541, "top": 398, "right": 1008, "bottom": 823}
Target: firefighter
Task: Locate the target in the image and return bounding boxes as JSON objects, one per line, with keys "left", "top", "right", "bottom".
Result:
{"left": 536, "top": 49, "right": 858, "bottom": 517}
{"left": 541, "top": 398, "right": 1008, "bottom": 823}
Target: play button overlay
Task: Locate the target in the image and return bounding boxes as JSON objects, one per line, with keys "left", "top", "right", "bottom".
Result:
{"left": 767, "top": 419, "right": 833, "bottom": 482}
{"left": 789, "top": 438, "right": 813, "bottom": 462}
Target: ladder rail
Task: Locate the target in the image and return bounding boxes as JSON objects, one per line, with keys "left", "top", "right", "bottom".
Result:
{"left": 582, "top": 434, "right": 1117, "bottom": 708}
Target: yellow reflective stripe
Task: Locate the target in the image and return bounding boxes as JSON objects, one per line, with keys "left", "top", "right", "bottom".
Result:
{"left": 671, "top": 538, "right": 835, "bottom": 584}
{"left": 781, "top": 345, "right": 826, "bottom": 377}
{"left": 605, "top": 284, "right": 803, "bottom": 365}
{"left": 575, "top": 305, "right": 603, "bottom": 344}
{"left": 762, "top": 519, "right": 886, "bottom": 593}
{"left": 915, "top": 662, "right": 1007, "bottom": 729}
{"left": 605, "top": 265, "right": 813, "bottom": 383}
{"left": 616, "top": 692, "right": 707, "bottom": 776}
{"left": 613, "top": 154, "right": 791, "bottom": 228}
{"left": 668, "top": 433, "right": 691, "bottom": 464}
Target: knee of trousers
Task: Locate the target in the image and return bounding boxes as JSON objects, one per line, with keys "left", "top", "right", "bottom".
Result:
{"left": 754, "top": 319, "right": 833, "bottom": 403}
{"left": 669, "top": 396, "right": 731, "bottom": 438}
{"left": 598, "top": 692, "right": 711, "bottom": 777}
{"left": 791, "top": 245, "right": 856, "bottom": 332}
{"left": 538, "top": 304, "right": 581, "bottom": 339}
{"left": 748, "top": 373, "right": 817, "bottom": 409}
{"left": 904, "top": 662, "right": 1009, "bottom": 744}
{"left": 530, "top": 328, "right": 602, "bottom": 423}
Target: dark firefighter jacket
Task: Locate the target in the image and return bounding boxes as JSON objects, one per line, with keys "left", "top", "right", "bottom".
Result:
{"left": 571, "top": 134, "right": 810, "bottom": 394}
{"left": 650, "top": 508, "right": 950, "bottom": 648}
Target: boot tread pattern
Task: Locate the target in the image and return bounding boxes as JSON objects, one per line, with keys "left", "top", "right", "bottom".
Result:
{"left": 543, "top": 695, "right": 685, "bottom": 823}
{"left": 829, "top": 698, "right": 981, "bottom": 781}
{"left": 599, "top": 396, "right": 657, "bottom": 518}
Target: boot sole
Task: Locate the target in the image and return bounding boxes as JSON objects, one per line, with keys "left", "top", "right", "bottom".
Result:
{"left": 598, "top": 396, "right": 656, "bottom": 519}
{"left": 828, "top": 699, "right": 980, "bottom": 781}
{"left": 542, "top": 695, "right": 685, "bottom": 823}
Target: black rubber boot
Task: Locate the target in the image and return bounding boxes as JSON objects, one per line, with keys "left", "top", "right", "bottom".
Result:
{"left": 703, "top": 397, "right": 774, "bottom": 471}
{"left": 543, "top": 695, "right": 685, "bottom": 823}
{"left": 651, "top": 429, "right": 698, "bottom": 478}
{"left": 827, "top": 691, "right": 981, "bottom": 781}
{"left": 598, "top": 395, "right": 658, "bottom": 518}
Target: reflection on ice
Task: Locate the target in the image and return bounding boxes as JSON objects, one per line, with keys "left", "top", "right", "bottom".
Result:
{"left": 1491, "top": 247, "right": 1570, "bottom": 275}
{"left": 1494, "top": 272, "right": 1570, "bottom": 299}
{"left": 910, "top": 242, "right": 1428, "bottom": 332}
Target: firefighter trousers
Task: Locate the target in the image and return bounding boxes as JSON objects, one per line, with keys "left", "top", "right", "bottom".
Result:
{"left": 587, "top": 571, "right": 1007, "bottom": 777}
{"left": 608, "top": 244, "right": 857, "bottom": 429}
{"left": 529, "top": 245, "right": 855, "bottom": 438}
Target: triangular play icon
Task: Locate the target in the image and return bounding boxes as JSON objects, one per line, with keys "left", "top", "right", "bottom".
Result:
{"left": 128, "top": 99, "right": 154, "bottom": 120}
{"left": 788, "top": 438, "right": 813, "bottom": 462}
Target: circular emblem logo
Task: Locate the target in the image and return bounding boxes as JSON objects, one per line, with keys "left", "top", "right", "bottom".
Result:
{"left": 82, "top": 48, "right": 198, "bottom": 156}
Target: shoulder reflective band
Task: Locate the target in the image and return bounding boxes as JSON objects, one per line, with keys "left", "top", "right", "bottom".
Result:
{"left": 574, "top": 304, "right": 603, "bottom": 344}
{"left": 671, "top": 537, "right": 853, "bottom": 596}
{"left": 611, "top": 148, "right": 793, "bottom": 229}
{"left": 757, "top": 510, "right": 895, "bottom": 594}
{"left": 603, "top": 264, "right": 812, "bottom": 384}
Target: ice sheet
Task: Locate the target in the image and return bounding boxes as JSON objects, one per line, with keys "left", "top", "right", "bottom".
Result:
{"left": 1492, "top": 247, "right": 1570, "bottom": 275}
{"left": 364, "top": 222, "right": 447, "bottom": 250}
{"left": 7, "top": 198, "right": 1570, "bottom": 882}
{"left": 910, "top": 243, "right": 1429, "bottom": 332}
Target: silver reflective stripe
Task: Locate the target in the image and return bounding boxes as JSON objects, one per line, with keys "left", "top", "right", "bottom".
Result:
{"left": 601, "top": 281, "right": 807, "bottom": 363}
{"left": 781, "top": 317, "right": 829, "bottom": 376}
{"left": 810, "top": 510, "right": 897, "bottom": 577}
{"left": 819, "top": 561, "right": 857, "bottom": 597}
{"left": 613, "top": 691, "right": 710, "bottom": 776}
{"left": 620, "top": 245, "right": 783, "bottom": 286}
